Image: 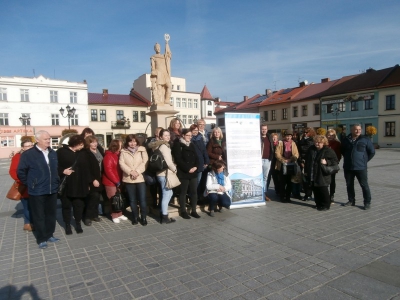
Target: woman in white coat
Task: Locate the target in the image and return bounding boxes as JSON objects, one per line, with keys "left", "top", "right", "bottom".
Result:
{"left": 206, "top": 160, "right": 232, "bottom": 217}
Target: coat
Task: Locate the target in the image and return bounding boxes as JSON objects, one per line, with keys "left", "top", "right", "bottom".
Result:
{"left": 83, "top": 148, "right": 104, "bottom": 193}
{"left": 102, "top": 150, "right": 122, "bottom": 187}
{"left": 148, "top": 140, "right": 177, "bottom": 177}
{"left": 9, "top": 152, "right": 29, "bottom": 198}
{"left": 191, "top": 134, "right": 210, "bottom": 172}
{"left": 297, "top": 137, "right": 315, "bottom": 163}
{"left": 304, "top": 146, "right": 338, "bottom": 187}
{"left": 119, "top": 147, "right": 148, "bottom": 184}
{"left": 260, "top": 133, "right": 274, "bottom": 161}
{"left": 17, "top": 145, "right": 59, "bottom": 196}
{"left": 207, "top": 138, "right": 227, "bottom": 165}
{"left": 275, "top": 140, "right": 299, "bottom": 171}
{"left": 57, "top": 145, "right": 91, "bottom": 198}
{"left": 172, "top": 138, "right": 199, "bottom": 180}
{"left": 328, "top": 139, "right": 342, "bottom": 161}
{"left": 341, "top": 134, "right": 375, "bottom": 170}
{"left": 205, "top": 170, "right": 232, "bottom": 199}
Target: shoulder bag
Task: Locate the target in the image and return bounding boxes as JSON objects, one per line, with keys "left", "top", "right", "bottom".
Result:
{"left": 6, "top": 181, "right": 26, "bottom": 201}
{"left": 166, "top": 169, "right": 181, "bottom": 189}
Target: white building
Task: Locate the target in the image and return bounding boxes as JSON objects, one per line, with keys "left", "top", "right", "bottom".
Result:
{"left": 0, "top": 75, "right": 89, "bottom": 158}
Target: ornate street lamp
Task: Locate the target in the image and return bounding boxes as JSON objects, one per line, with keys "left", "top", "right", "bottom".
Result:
{"left": 59, "top": 105, "right": 76, "bottom": 130}
{"left": 332, "top": 106, "right": 341, "bottom": 128}
{"left": 19, "top": 114, "right": 31, "bottom": 136}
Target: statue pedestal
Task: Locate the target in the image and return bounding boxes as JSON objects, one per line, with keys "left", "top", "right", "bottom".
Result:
{"left": 147, "top": 104, "right": 179, "bottom": 134}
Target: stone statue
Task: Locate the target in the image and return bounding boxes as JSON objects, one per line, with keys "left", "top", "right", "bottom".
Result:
{"left": 150, "top": 34, "right": 172, "bottom": 105}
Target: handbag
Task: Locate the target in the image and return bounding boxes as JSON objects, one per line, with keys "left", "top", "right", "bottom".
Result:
{"left": 6, "top": 181, "right": 26, "bottom": 201}
{"left": 282, "top": 162, "right": 298, "bottom": 176}
{"left": 321, "top": 163, "right": 340, "bottom": 175}
{"left": 110, "top": 190, "right": 125, "bottom": 212}
{"left": 165, "top": 169, "right": 181, "bottom": 189}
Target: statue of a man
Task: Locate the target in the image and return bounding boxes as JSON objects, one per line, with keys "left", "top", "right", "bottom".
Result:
{"left": 150, "top": 39, "right": 172, "bottom": 105}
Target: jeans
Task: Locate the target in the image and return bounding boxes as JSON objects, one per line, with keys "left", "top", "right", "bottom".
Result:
{"left": 20, "top": 198, "right": 31, "bottom": 224}
{"left": 208, "top": 193, "right": 231, "bottom": 211}
{"left": 157, "top": 176, "right": 173, "bottom": 215}
{"left": 262, "top": 159, "right": 272, "bottom": 193}
{"left": 29, "top": 193, "right": 58, "bottom": 244}
{"left": 344, "top": 169, "right": 371, "bottom": 204}
{"left": 125, "top": 182, "right": 147, "bottom": 218}
{"left": 179, "top": 177, "right": 198, "bottom": 213}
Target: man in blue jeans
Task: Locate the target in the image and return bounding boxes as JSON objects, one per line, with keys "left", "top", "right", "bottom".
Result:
{"left": 341, "top": 124, "right": 375, "bottom": 210}
{"left": 18, "top": 130, "right": 60, "bottom": 249}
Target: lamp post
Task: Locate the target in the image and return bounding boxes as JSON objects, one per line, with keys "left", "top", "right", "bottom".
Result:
{"left": 19, "top": 114, "right": 31, "bottom": 136}
{"left": 59, "top": 105, "right": 76, "bottom": 130}
{"left": 122, "top": 117, "right": 130, "bottom": 134}
{"left": 332, "top": 106, "right": 341, "bottom": 129}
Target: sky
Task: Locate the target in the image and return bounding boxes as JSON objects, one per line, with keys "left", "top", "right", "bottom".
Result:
{"left": 2, "top": 0, "right": 400, "bottom": 102}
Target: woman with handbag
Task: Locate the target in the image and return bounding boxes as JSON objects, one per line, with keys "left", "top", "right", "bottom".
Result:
{"left": 57, "top": 135, "right": 90, "bottom": 235}
{"left": 275, "top": 130, "right": 299, "bottom": 203}
{"left": 172, "top": 128, "right": 200, "bottom": 219}
{"left": 9, "top": 139, "right": 34, "bottom": 231}
{"left": 304, "top": 135, "right": 339, "bottom": 211}
{"left": 119, "top": 134, "right": 149, "bottom": 226}
{"left": 149, "top": 129, "right": 177, "bottom": 224}
{"left": 102, "top": 139, "right": 127, "bottom": 224}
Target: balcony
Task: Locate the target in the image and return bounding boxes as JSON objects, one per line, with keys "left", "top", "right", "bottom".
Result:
{"left": 111, "top": 120, "right": 131, "bottom": 129}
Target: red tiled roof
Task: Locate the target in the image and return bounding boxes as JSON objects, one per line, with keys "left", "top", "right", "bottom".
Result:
{"left": 290, "top": 79, "right": 340, "bottom": 102}
{"left": 215, "top": 94, "right": 261, "bottom": 115}
{"left": 88, "top": 89, "right": 151, "bottom": 106}
{"left": 200, "top": 85, "right": 214, "bottom": 100}
{"left": 378, "top": 65, "right": 400, "bottom": 88}
{"left": 259, "top": 85, "right": 308, "bottom": 107}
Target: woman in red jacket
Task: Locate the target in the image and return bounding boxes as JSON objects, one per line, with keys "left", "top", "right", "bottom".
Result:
{"left": 102, "top": 139, "right": 127, "bottom": 223}
{"left": 326, "top": 129, "right": 342, "bottom": 204}
{"left": 9, "top": 140, "right": 34, "bottom": 231}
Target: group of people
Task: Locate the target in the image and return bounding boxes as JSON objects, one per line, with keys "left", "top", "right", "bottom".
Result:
{"left": 10, "top": 119, "right": 374, "bottom": 250}
{"left": 261, "top": 123, "right": 375, "bottom": 211}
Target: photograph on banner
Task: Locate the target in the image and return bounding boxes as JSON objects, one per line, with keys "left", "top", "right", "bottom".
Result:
{"left": 225, "top": 113, "right": 265, "bottom": 208}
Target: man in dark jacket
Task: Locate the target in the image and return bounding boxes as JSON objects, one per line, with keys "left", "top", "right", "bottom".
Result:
{"left": 341, "top": 124, "right": 375, "bottom": 210}
{"left": 260, "top": 124, "right": 274, "bottom": 201}
{"left": 17, "top": 130, "right": 60, "bottom": 249}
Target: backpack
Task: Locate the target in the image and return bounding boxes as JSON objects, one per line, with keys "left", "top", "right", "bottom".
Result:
{"left": 147, "top": 148, "right": 167, "bottom": 174}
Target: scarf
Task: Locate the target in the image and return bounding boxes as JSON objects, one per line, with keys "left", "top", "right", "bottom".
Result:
{"left": 179, "top": 137, "right": 191, "bottom": 147}
{"left": 283, "top": 140, "right": 292, "bottom": 159}
{"left": 127, "top": 146, "right": 138, "bottom": 155}
{"left": 216, "top": 171, "right": 225, "bottom": 186}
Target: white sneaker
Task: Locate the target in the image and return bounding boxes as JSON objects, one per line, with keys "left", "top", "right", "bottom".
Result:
{"left": 112, "top": 218, "right": 120, "bottom": 224}
{"left": 119, "top": 215, "right": 128, "bottom": 221}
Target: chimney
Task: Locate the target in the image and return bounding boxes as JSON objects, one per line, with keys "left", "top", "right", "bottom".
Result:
{"left": 321, "top": 78, "right": 330, "bottom": 83}
{"left": 299, "top": 82, "right": 306, "bottom": 87}
{"left": 244, "top": 96, "right": 248, "bottom": 101}
{"left": 83, "top": 79, "right": 87, "bottom": 84}
{"left": 102, "top": 89, "right": 108, "bottom": 96}
{"left": 265, "top": 89, "right": 272, "bottom": 97}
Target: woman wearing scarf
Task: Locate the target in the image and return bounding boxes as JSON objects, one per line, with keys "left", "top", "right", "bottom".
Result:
{"left": 267, "top": 133, "right": 280, "bottom": 196}
{"left": 207, "top": 127, "right": 227, "bottom": 166}
{"left": 119, "top": 134, "right": 149, "bottom": 226}
{"left": 275, "top": 129, "right": 299, "bottom": 203}
{"left": 206, "top": 160, "right": 232, "bottom": 217}
{"left": 172, "top": 128, "right": 200, "bottom": 219}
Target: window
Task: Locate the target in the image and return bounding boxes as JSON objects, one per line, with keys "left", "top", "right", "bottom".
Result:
{"left": 71, "top": 114, "right": 78, "bottom": 126}
{"left": 182, "top": 98, "right": 187, "bottom": 108}
{"left": 177, "top": 85, "right": 180, "bottom": 91}
{"left": 327, "top": 104, "right": 333, "bottom": 113}
{"left": 172, "top": 85, "right": 174, "bottom": 90}
{"left": 0, "top": 88, "right": 7, "bottom": 101}
{"left": 282, "top": 108, "right": 287, "bottom": 120}
{"left": 385, "top": 122, "right": 395, "bottom": 136}
{"left": 91, "top": 109, "right": 98, "bottom": 121}
{"left": 293, "top": 106, "right": 298, "bottom": 117}
{"left": 302, "top": 105, "right": 308, "bottom": 116}
{"left": 20, "top": 89, "right": 29, "bottom": 102}
{"left": 264, "top": 111, "right": 268, "bottom": 121}
{"left": 95, "top": 134, "right": 105, "bottom": 147}
{"left": 193, "top": 115, "right": 198, "bottom": 122}
{"left": 170, "top": 97, "right": 174, "bottom": 105}
{"left": 70, "top": 92, "right": 77, "bottom": 104}
{"left": 217, "top": 118, "right": 225, "bottom": 127}
{"left": 338, "top": 102, "right": 345, "bottom": 112}
{"left": 188, "top": 115, "right": 193, "bottom": 124}
{"left": 51, "top": 114, "right": 59, "bottom": 125}
{"left": 207, "top": 101, "right": 212, "bottom": 106}
{"left": 100, "top": 110, "right": 106, "bottom": 122}
{"left": 314, "top": 103, "right": 320, "bottom": 115}
{"left": 194, "top": 99, "right": 198, "bottom": 108}
{"left": 176, "top": 98, "right": 181, "bottom": 108}
{"left": 386, "top": 95, "right": 395, "bottom": 110}
{"left": 188, "top": 99, "right": 192, "bottom": 108}
{"left": 0, "top": 113, "right": 9, "bottom": 125}
{"left": 365, "top": 99, "right": 373, "bottom": 110}
{"left": 116, "top": 110, "right": 124, "bottom": 120}
{"left": 21, "top": 113, "right": 31, "bottom": 125}
{"left": 132, "top": 111, "right": 138, "bottom": 122}
{"left": 140, "top": 111, "right": 146, "bottom": 122}
{"left": 351, "top": 101, "right": 358, "bottom": 111}
{"left": 50, "top": 90, "right": 58, "bottom": 103}
{"left": 1, "top": 137, "right": 14, "bottom": 147}
{"left": 182, "top": 115, "right": 187, "bottom": 124}
{"left": 271, "top": 110, "right": 276, "bottom": 121}
{"left": 207, "top": 110, "right": 212, "bottom": 116}
{"left": 51, "top": 137, "right": 59, "bottom": 150}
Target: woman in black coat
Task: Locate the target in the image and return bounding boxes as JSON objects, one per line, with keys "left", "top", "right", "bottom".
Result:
{"left": 82, "top": 135, "right": 104, "bottom": 226}
{"left": 172, "top": 128, "right": 200, "bottom": 219}
{"left": 304, "top": 135, "right": 339, "bottom": 211}
{"left": 57, "top": 135, "right": 91, "bottom": 234}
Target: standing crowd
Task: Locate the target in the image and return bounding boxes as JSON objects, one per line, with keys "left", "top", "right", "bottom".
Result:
{"left": 10, "top": 120, "right": 374, "bottom": 250}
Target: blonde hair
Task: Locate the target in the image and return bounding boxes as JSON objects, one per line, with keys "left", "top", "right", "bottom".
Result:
{"left": 313, "top": 135, "right": 329, "bottom": 146}
{"left": 212, "top": 127, "right": 223, "bottom": 140}
{"left": 169, "top": 118, "right": 182, "bottom": 130}
{"left": 326, "top": 129, "right": 339, "bottom": 141}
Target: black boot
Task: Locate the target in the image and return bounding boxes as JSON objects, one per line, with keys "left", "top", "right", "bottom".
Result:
{"left": 132, "top": 217, "right": 139, "bottom": 225}
{"left": 141, "top": 216, "right": 147, "bottom": 226}
{"left": 181, "top": 211, "right": 191, "bottom": 219}
{"left": 76, "top": 222, "right": 83, "bottom": 234}
{"left": 65, "top": 223, "right": 72, "bottom": 235}
{"left": 162, "top": 214, "right": 176, "bottom": 224}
